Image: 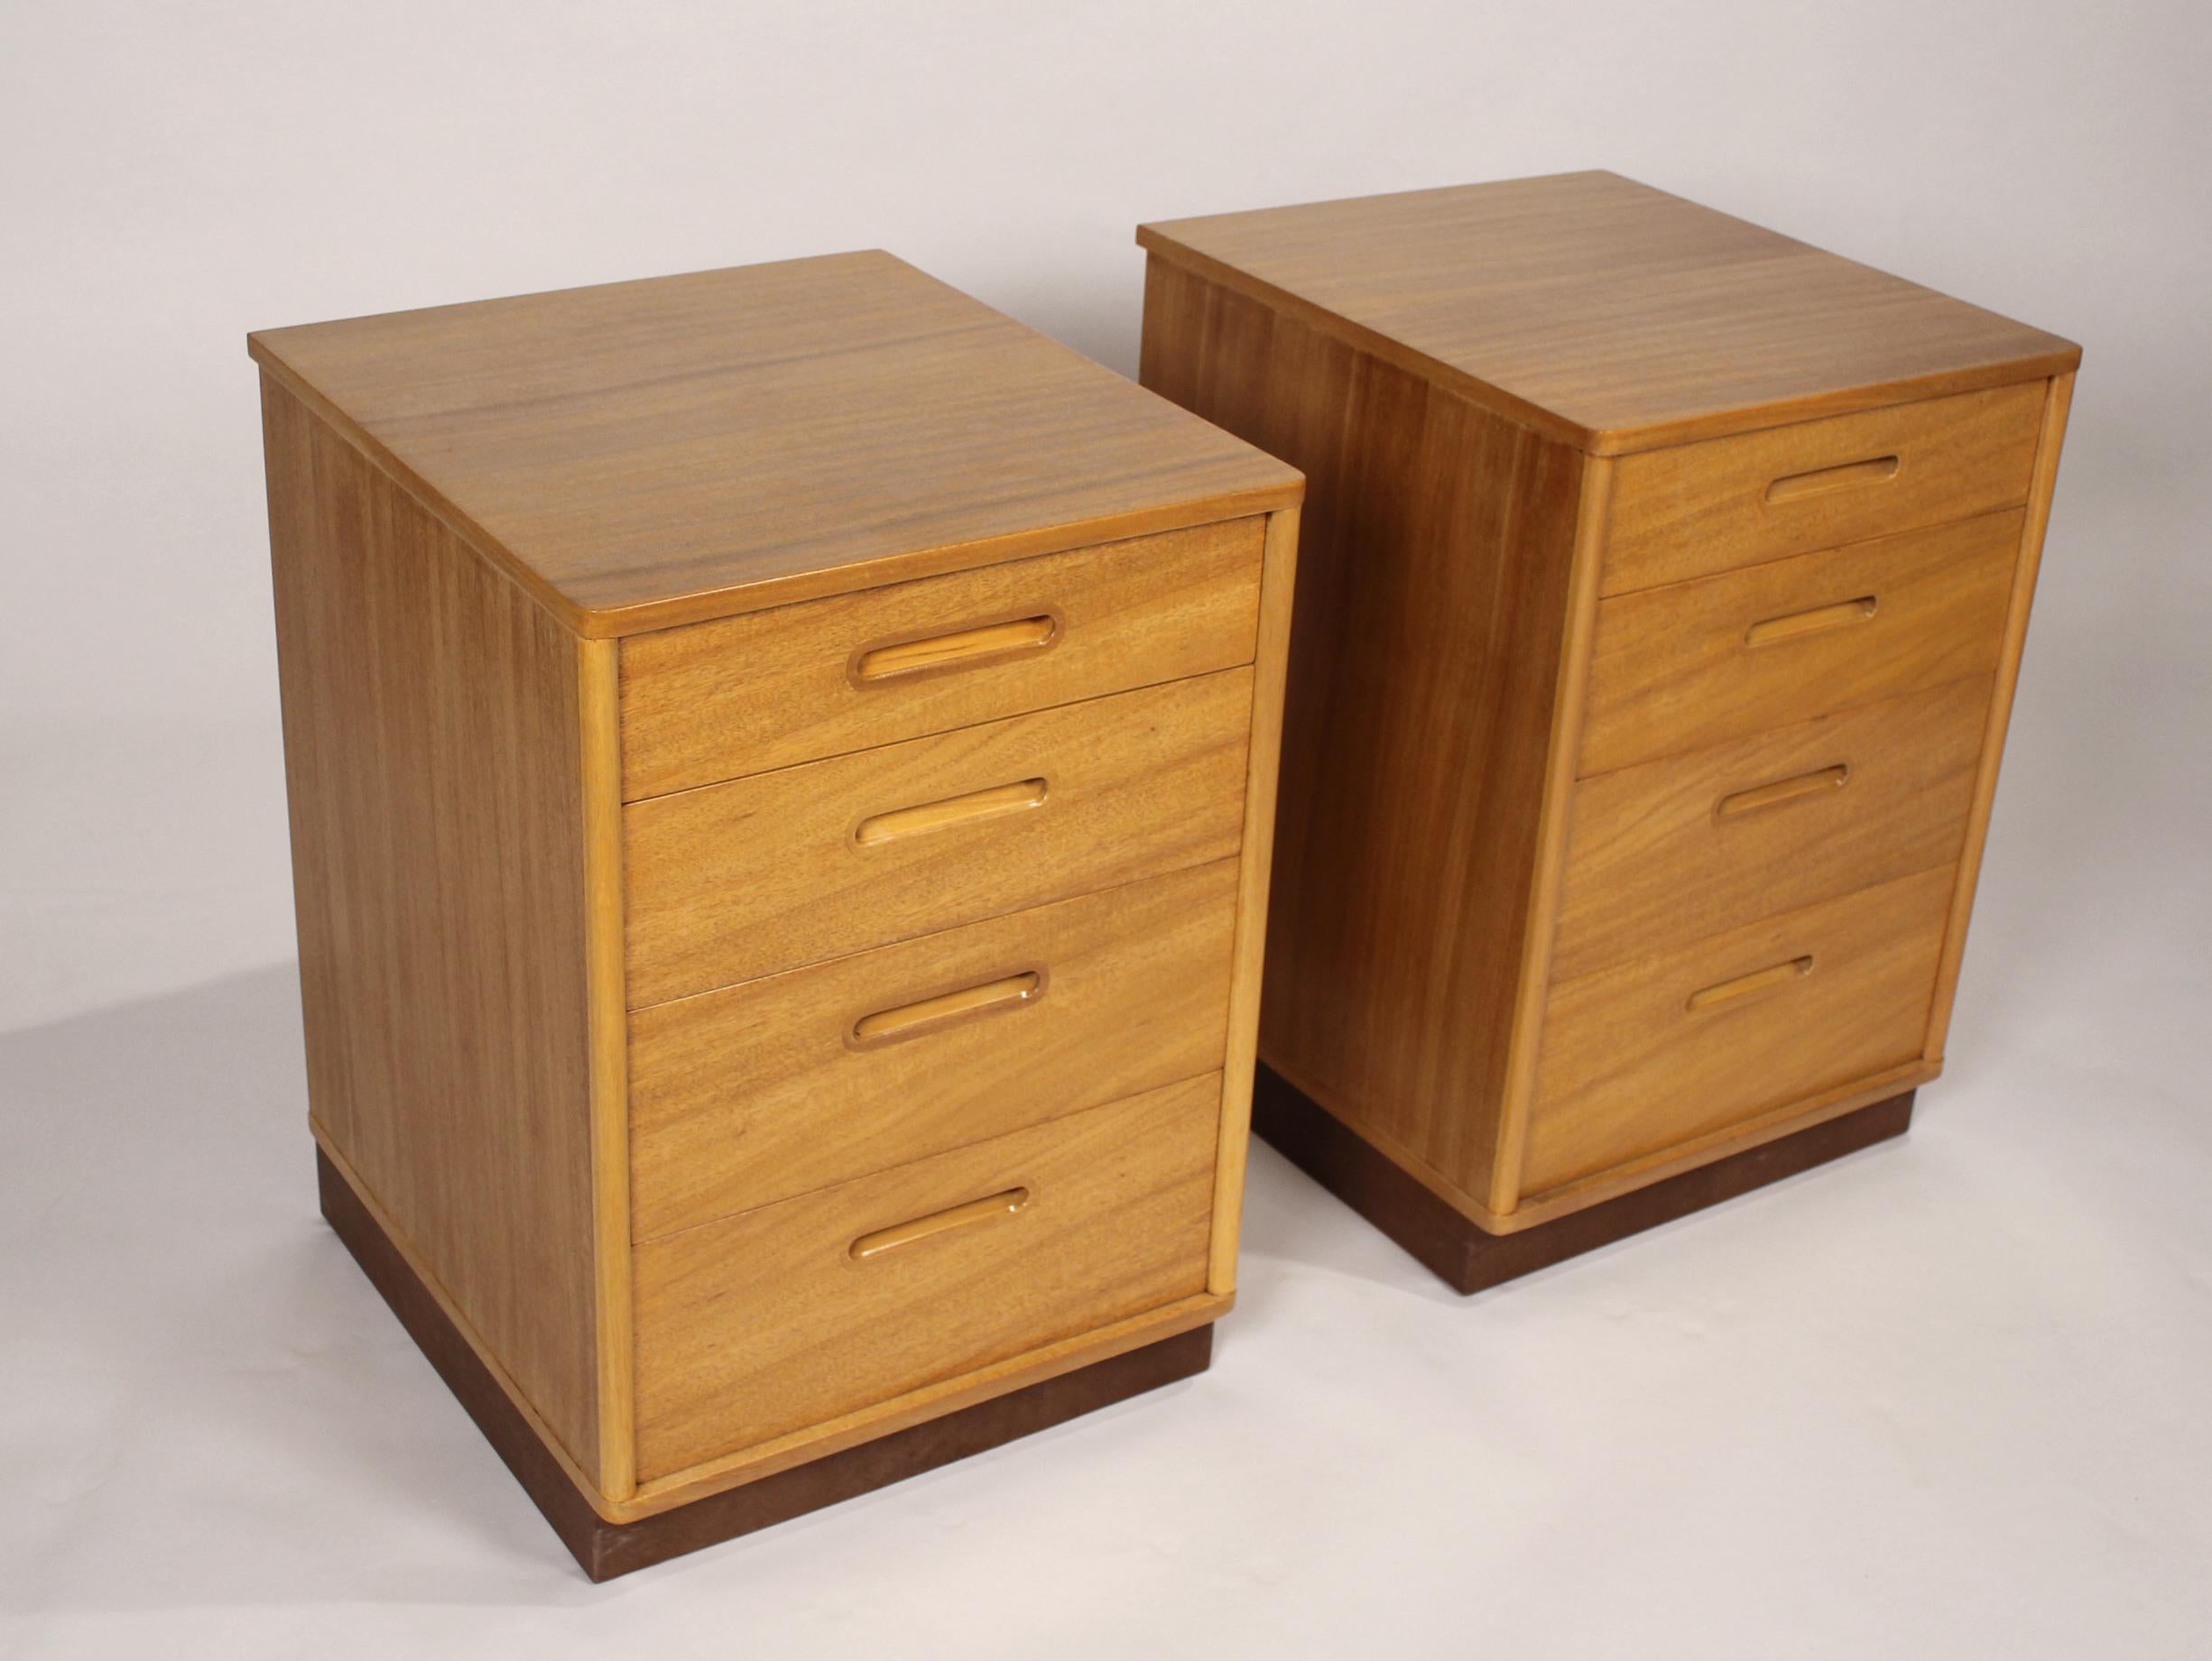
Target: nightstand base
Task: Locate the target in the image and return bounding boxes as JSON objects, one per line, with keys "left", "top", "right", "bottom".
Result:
{"left": 317, "top": 1148, "right": 1215, "bottom": 1580}
{"left": 1252, "top": 1067, "right": 1915, "bottom": 1295}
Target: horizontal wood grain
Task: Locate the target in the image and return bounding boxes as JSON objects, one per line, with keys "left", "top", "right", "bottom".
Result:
{"left": 624, "top": 669, "right": 1254, "bottom": 1006}
{"left": 627, "top": 860, "right": 1238, "bottom": 1237}
{"left": 264, "top": 250, "right": 1297, "bottom": 1562}
{"left": 618, "top": 516, "right": 1265, "bottom": 798}
{"left": 1137, "top": 174, "right": 2075, "bottom": 1243}
{"left": 1602, "top": 382, "right": 2044, "bottom": 593}
{"left": 632, "top": 1075, "right": 1218, "bottom": 1480}
{"left": 1580, "top": 510, "right": 2022, "bottom": 775}
{"left": 1550, "top": 676, "right": 1992, "bottom": 983}
{"left": 847, "top": 971, "right": 1043, "bottom": 1046}
{"left": 1138, "top": 171, "right": 2078, "bottom": 454}
{"left": 320, "top": 1138, "right": 1217, "bottom": 1576}
{"left": 1525, "top": 866, "right": 1953, "bottom": 1193}
{"left": 249, "top": 252, "right": 1300, "bottom": 636}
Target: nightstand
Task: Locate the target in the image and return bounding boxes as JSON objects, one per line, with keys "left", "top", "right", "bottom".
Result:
{"left": 253, "top": 253, "right": 1301, "bottom": 1574}
{"left": 1136, "top": 171, "right": 2076, "bottom": 1291}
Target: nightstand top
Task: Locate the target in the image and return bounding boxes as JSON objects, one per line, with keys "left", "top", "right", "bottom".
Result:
{"left": 249, "top": 253, "right": 1301, "bottom": 636}
{"left": 1138, "top": 171, "right": 2079, "bottom": 456}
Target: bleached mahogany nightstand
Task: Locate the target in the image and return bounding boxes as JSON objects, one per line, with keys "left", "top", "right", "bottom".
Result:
{"left": 1137, "top": 171, "right": 2077, "bottom": 1292}
{"left": 252, "top": 253, "right": 1300, "bottom": 1575}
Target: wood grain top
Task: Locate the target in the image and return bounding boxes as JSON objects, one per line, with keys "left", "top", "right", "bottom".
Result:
{"left": 249, "top": 252, "right": 1301, "bottom": 635}
{"left": 1138, "top": 171, "right": 2080, "bottom": 454}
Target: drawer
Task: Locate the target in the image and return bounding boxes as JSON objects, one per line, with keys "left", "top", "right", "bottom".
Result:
{"left": 632, "top": 1074, "right": 1218, "bottom": 1480}
{"left": 618, "top": 517, "right": 1265, "bottom": 799}
{"left": 1550, "top": 677, "right": 1989, "bottom": 982}
{"left": 1524, "top": 866, "right": 1953, "bottom": 1194}
{"left": 1603, "top": 381, "right": 2044, "bottom": 595}
{"left": 625, "top": 668, "right": 1253, "bottom": 1006}
{"left": 1580, "top": 510, "right": 2022, "bottom": 775}
{"left": 629, "top": 859, "right": 1238, "bottom": 1237}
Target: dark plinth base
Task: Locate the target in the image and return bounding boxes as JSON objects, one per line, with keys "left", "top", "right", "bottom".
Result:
{"left": 1252, "top": 1066, "right": 1916, "bottom": 1296}
{"left": 317, "top": 1147, "right": 1215, "bottom": 1580}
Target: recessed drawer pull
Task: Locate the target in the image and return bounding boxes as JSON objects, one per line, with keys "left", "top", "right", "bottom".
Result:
{"left": 1764, "top": 455, "right": 1901, "bottom": 503}
{"left": 854, "top": 777, "right": 1049, "bottom": 846}
{"left": 849, "top": 1187, "right": 1032, "bottom": 1260}
{"left": 1716, "top": 763, "right": 1851, "bottom": 819}
{"left": 851, "top": 614, "right": 1060, "bottom": 684}
{"left": 1686, "top": 955, "right": 1815, "bottom": 1013}
{"left": 851, "top": 970, "right": 1044, "bottom": 1047}
{"left": 1745, "top": 595, "right": 1879, "bottom": 648}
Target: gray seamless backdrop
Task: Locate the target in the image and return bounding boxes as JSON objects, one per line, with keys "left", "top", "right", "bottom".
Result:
{"left": 4, "top": 4, "right": 2207, "bottom": 1656}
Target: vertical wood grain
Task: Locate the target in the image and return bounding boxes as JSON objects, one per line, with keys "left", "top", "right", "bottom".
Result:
{"left": 1142, "top": 255, "right": 1587, "bottom": 1214}
{"left": 1488, "top": 457, "right": 1613, "bottom": 1215}
{"left": 1924, "top": 372, "right": 2076, "bottom": 1060}
{"left": 263, "top": 374, "right": 604, "bottom": 1482}
{"left": 577, "top": 639, "right": 636, "bottom": 1500}
{"left": 1208, "top": 505, "right": 1300, "bottom": 1291}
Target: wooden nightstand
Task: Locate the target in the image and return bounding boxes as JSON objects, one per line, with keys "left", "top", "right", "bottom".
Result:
{"left": 1136, "top": 172, "right": 2077, "bottom": 1292}
{"left": 251, "top": 254, "right": 1301, "bottom": 1576}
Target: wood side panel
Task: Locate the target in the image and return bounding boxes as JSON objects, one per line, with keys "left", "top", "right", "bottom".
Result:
{"left": 263, "top": 376, "right": 603, "bottom": 1480}
{"left": 633, "top": 1076, "right": 1218, "bottom": 1481}
{"left": 1926, "top": 373, "right": 2077, "bottom": 1058}
{"left": 618, "top": 517, "right": 1264, "bottom": 799}
{"left": 628, "top": 861, "right": 1238, "bottom": 1238}
{"left": 1581, "top": 510, "right": 2022, "bottom": 776}
{"left": 1141, "top": 257, "right": 1587, "bottom": 1207}
{"left": 1551, "top": 676, "right": 1993, "bottom": 983}
{"left": 624, "top": 669, "right": 1254, "bottom": 1006}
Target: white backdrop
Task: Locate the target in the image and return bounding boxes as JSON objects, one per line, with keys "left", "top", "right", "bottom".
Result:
{"left": 4, "top": 3, "right": 2207, "bottom": 1656}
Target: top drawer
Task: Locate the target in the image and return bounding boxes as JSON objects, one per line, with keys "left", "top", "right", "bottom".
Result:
{"left": 1603, "top": 381, "right": 2045, "bottom": 595}
{"left": 618, "top": 517, "right": 1265, "bottom": 799}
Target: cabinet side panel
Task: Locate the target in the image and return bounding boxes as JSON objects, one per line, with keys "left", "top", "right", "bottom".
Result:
{"left": 263, "top": 376, "right": 602, "bottom": 1474}
{"left": 1141, "top": 258, "right": 1586, "bottom": 1204}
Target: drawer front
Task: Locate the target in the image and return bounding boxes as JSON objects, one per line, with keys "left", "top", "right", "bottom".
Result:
{"left": 633, "top": 1075, "right": 1218, "bottom": 1480}
{"left": 619, "top": 518, "right": 1265, "bottom": 799}
{"left": 625, "top": 669, "right": 1254, "bottom": 1006}
{"left": 1525, "top": 866, "right": 1953, "bottom": 1194}
{"left": 1550, "top": 677, "right": 1989, "bottom": 983}
{"left": 1604, "top": 381, "right": 2044, "bottom": 595}
{"left": 1580, "top": 510, "right": 2022, "bottom": 776}
{"left": 629, "top": 860, "right": 1238, "bottom": 1238}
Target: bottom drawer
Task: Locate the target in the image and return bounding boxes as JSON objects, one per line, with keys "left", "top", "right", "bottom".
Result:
{"left": 1522, "top": 865, "right": 1953, "bottom": 1195}
{"left": 633, "top": 1074, "right": 1220, "bottom": 1480}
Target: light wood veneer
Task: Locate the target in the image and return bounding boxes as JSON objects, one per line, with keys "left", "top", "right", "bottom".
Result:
{"left": 628, "top": 860, "right": 1238, "bottom": 1236}
{"left": 1550, "top": 676, "right": 1992, "bottom": 982}
{"left": 255, "top": 253, "right": 1300, "bottom": 1544}
{"left": 618, "top": 516, "right": 1263, "bottom": 799}
{"left": 634, "top": 1075, "right": 1218, "bottom": 1479}
{"left": 1138, "top": 171, "right": 2077, "bottom": 1252}
{"left": 623, "top": 669, "right": 1254, "bottom": 1005}
{"left": 1580, "top": 510, "right": 2022, "bottom": 774}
